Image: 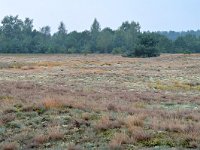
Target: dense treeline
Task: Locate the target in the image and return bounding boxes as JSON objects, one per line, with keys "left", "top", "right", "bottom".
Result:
{"left": 158, "top": 30, "right": 200, "bottom": 41}
{"left": 0, "top": 15, "right": 200, "bottom": 56}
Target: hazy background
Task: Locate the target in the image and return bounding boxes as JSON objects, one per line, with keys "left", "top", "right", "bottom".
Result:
{"left": 0, "top": 0, "right": 199, "bottom": 33}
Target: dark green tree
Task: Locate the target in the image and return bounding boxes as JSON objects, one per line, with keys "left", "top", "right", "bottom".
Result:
{"left": 96, "top": 27, "right": 114, "bottom": 53}
{"left": 90, "top": 18, "right": 101, "bottom": 52}
{"left": 52, "top": 22, "right": 68, "bottom": 53}
{"left": 126, "top": 32, "right": 160, "bottom": 57}
{"left": 119, "top": 21, "right": 140, "bottom": 56}
{"left": 0, "top": 15, "right": 200, "bottom": 54}
{"left": 0, "top": 15, "right": 24, "bottom": 52}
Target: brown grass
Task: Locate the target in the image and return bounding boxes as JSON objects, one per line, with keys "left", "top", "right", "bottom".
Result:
{"left": 67, "top": 143, "right": 82, "bottom": 150}
{"left": 95, "top": 115, "right": 121, "bottom": 131}
{"left": 124, "top": 114, "right": 146, "bottom": 129}
{"left": 107, "top": 103, "right": 118, "bottom": 111}
{"left": 109, "top": 132, "right": 129, "bottom": 149}
{"left": 33, "top": 134, "right": 49, "bottom": 144}
{"left": 42, "top": 96, "right": 66, "bottom": 109}
{"left": 2, "top": 143, "right": 18, "bottom": 150}
{"left": 150, "top": 117, "right": 188, "bottom": 133}
{"left": 0, "top": 114, "right": 15, "bottom": 124}
{"left": 125, "top": 125, "right": 151, "bottom": 143}
{"left": 132, "top": 132, "right": 151, "bottom": 143}
{"left": 21, "top": 65, "right": 35, "bottom": 70}
{"left": 35, "top": 61, "right": 64, "bottom": 67}
{"left": 0, "top": 54, "right": 200, "bottom": 149}
{"left": 95, "top": 115, "right": 111, "bottom": 131}
{"left": 48, "top": 128, "right": 64, "bottom": 141}
{"left": 81, "top": 112, "right": 91, "bottom": 121}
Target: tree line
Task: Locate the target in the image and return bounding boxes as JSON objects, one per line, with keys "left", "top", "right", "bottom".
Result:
{"left": 158, "top": 30, "right": 200, "bottom": 41}
{"left": 0, "top": 15, "right": 200, "bottom": 57}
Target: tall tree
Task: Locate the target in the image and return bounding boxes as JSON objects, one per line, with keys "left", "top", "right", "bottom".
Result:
{"left": 1, "top": 15, "right": 23, "bottom": 39}
{"left": 51, "top": 22, "right": 68, "bottom": 53}
{"left": 119, "top": 21, "right": 140, "bottom": 55}
{"left": 96, "top": 28, "right": 114, "bottom": 53}
{"left": 90, "top": 18, "right": 101, "bottom": 52}
{"left": 133, "top": 32, "right": 160, "bottom": 57}
{"left": 23, "top": 18, "right": 33, "bottom": 33}
{"left": 1, "top": 15, "right": 23, "bottom": 52}
{"left": 58, "top": 22, "right": 67, "bottom": 35}
{"left": 40, "top": 26, "right": 51, "bottom": 36}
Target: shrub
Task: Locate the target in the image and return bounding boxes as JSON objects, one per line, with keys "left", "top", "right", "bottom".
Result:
{"left": 68, "top": 47, "right": 77, "bottom": 53}
{"left": 124, "top": 32, "right": 160, "bottom": 58}
{"left": 112, "top": 47, "right": 123, "bottom": 54}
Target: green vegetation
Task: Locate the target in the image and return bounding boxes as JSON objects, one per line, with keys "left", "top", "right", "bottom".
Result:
{"left": 0, "top": 15, "right": 200, "bottom": 56}
{"left": 124, "top": 32, "right": 160, "bottom": 57}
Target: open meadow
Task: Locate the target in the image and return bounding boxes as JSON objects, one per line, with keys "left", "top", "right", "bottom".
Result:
{"left": 0, "top": 54, "right": 200, "bottom": 149}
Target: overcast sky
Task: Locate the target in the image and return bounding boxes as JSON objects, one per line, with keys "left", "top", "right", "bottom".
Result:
{"left": 0, "top": 0, "right": 199, "bottom": 33}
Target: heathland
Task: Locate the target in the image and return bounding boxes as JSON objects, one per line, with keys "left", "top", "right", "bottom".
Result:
{"left": 0, "top": 54, "right": 200, "bottom": 149}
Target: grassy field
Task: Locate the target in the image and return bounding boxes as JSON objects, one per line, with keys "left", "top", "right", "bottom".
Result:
{"left": 0, "top": 54, "right": 200, "bottom": 150}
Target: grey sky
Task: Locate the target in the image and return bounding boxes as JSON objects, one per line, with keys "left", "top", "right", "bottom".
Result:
{"left": 0, "top": 0, "right": 199, "bottom": 33}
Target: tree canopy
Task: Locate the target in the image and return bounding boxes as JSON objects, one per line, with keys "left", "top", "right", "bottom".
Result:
{"left": 0, "top": 15, "right": 200, "bottom": 56}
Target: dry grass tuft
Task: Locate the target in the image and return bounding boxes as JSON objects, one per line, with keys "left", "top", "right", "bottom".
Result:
{"left": 33, "top": 134, "right": 49, "bottom": 144}
{"left": 150, "top": 118, "right": 188, "bottom": 133}
{"left": 95, "top": 115, "right": 111, "bottom": 131}
{"left": 0, "top": 114, "right": 15, "bottom": 124}
{"left": 95, "top": 115, "right": 121, "bottom": 131}
{"left": 109, "top": 142, "right": 122, "bottom": 150}
{"left": 109, "top": 132, "right": 129, "bottom": 149}
{"left": 124, "top": 114, "right": 146, "bottom": 129}
{"left": 2, "top": 143, "right": 18, "bottom": 150}
{"left": 31, "top": 129, "right": 65, "bottom": 146}
{"left": 107, "top": 103, "right": 118, "bottom": 111}
{"left": 131, "top": 128, "right": 151, "bottom": 142}
{"left": 42, "top": 96, "right": 65, "bottom": 109}
{"left": 67, "top": 143, "right": 82, "bottom": 150}
{"left": 132, "top": 102, "right": 146, "bottom": 109}
{"left": 35, "top": 61, "right": 64, "bottom": 67}
{"left": 48, "top": 128, "right": 64, "bottom": 141}
{"left": 21, "top": 65, "right": 35, "bottom": 70}
{"left": 81, "top": 112, "right": 91, "bottom": 121}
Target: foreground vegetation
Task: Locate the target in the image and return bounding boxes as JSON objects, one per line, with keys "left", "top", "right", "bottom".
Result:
{"left": 0, "top": 54, "right": 200, "bottom": 149}
{"left": 0, "top": 15, "right": 200, "bottom": 56}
